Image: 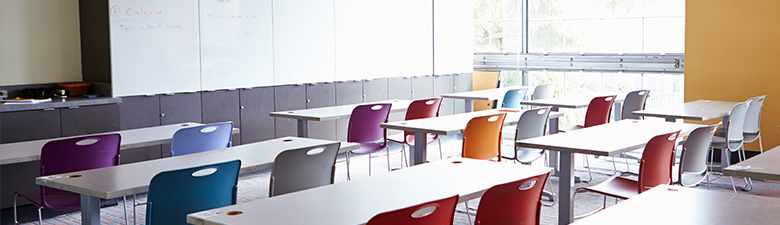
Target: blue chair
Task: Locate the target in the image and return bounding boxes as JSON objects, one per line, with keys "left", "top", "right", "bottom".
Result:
{"left": 170, "top": 122, "right": 234, "bottom": 156}
{"left": 145, "top": 160, "right": 241, "bottom": 225}
{"left": 500, "top": 88, "right": 529, "bottom": 109}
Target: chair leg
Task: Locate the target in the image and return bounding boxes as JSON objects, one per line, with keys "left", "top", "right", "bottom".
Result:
{"left": 368, "top": 153, "right": 373, "bottom": 176}
{"left": 730, "top": 176, "right": 738, "bottom": 193}
{"left": 759, "top": 135, "right": 764, "bottom": 153}
{"left": 438, "top": 138, "right": 443, "bottom": 160}
{"left": 14, "top": 193, "right": 19, "bottom": 224}
{"left": 123, "top": 196, "right": 129, "bottom": 225}
{"left": 386, "top": 147, "right": 391, "bottom": 172}
{"left": 37, "top": 206, "right": 43, "bottom": 225}
{"left": 464, "top": 201, "right": 474, "bottom": 225}
{"left": 582, "top": 154, "right": 593, "bottom": 182}
{"left": 401, "top": 144, "right": 408, "bottom": 168}
{"left": 346, "top": 152, "right": 352, "bottom": 181}
{"left": 706, "top": 171, "right": 711, "bottom": 190}
{"left": 133, "top": 194, "right": 137, "bottom": 225}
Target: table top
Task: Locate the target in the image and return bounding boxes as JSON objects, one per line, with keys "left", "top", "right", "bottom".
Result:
{"left": 269, "top": 99, "right": 412, "bottom": 121}
{"left": 0, "top": 122, "right": 240, "bottom": 165}
{"left": 632, "top": 100, "right": 738, "bottom": 121}
{"left": 187, "top": 158, "right": 552, "bottom": 225}
{"left": 440, "top": 86, "right": 532, "bottom": 101}
{"left": 380, "top": 108, "right": 564, "bottom": 136}
{"left": 516, "top": 120, "right": 702, "bottom": 156}
{"left": 521, "top": 94, "right": 621, "bottom": 109}
{"left": 723, "top": 145, "right": 780, "bottom": 180}
{"left": 572, "top": 185, "right": 780, "bottom": 225}
{"left": 35, "top": 137, "right": 349, "bottom": 199}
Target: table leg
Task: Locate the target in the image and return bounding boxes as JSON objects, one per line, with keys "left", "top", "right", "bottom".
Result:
{"left": 410, "top": 132, "right": 428, "bottom": 165}
{"left": 558, "top": 151, "right": 575, "bottom": 225}
{"left": 81, "top": 194, "right": 100, "bottom": 225}
{"left": 716, "top": 115, "right": 732, "bottom": 172}
{"left": 465, "top": 99, "right": 473, "bottom": 112}
{"left": 297, "top": 120, "right": 309, "bottom": 138}
{"left": 614, "top": 101, "right": 623, "bottom": 121}
{"left": 665, "top": 118, "right": 676, "bottom": 122}
{"left": 548, "top": 106, "right": 560, "bottom": 176}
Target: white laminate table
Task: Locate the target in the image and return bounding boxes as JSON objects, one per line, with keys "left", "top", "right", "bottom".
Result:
{"left": 187, "top": 158, "right": 552, "bottom": 225}
{"left": 723, "top": 145, "right": 780, "bottom": 181}
{"left": 380, "top": 108, "right": 564, "bottom": 165}
{"left": 0, "top": 122, "right": 240, "bottom": 165}
{"left": 572, "top": 185, "right": 780, "bottom": 225}
{"left": 440, "top": 86, "right": 532, "bottom": 112}
{"left": 633, "top": 100, "right": 739, "bottom": 170}
{"left": 35, "top": 137, "right": 354, "bottom": 225}
{"left": 269, "top": 99, "right": 412, "bottom": 138}
{"left": 516, "top": 120, "right": 701, "bottom": 225}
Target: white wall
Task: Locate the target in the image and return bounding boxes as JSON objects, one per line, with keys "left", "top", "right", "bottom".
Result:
{"left": 0, "top": 0, "right": 82, "bottom": 85}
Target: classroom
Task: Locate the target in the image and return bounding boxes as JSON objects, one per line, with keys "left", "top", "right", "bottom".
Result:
{"left": 1, "top": 0, "right": 779, "bottom": 224}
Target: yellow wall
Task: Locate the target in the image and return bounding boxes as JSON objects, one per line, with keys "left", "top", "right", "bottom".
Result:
{"left": 686, "top": 0, "right": 780, "bottom": 151}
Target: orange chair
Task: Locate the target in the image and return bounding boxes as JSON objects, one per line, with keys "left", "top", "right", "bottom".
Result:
{"left": 574, "top": 130, "right": 680, "bottom": 215}
{"left": 388, "top": 98, "right": 443, "bottom": 165}
{"left": 366, "top": 195, "right": 459, "bottom": 225}
{"left": 462, "top": 113, "right": 506, "bottom": 161}
{"left": 474, "top": 171, "right": 551, "bottom": 225}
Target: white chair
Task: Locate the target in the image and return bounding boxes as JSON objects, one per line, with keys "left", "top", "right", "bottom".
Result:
{"left": 674, "top": 124, "right": 718, "bottom": 189}
{"left": 715, "top": 95, "right": 766, "bottom": 153}
{"left": 531, "top": 83, "right": 556, "bottom": 100}
{"left": 710, "top": 101, "right": 749, "bottom": 192}
{"left": 499, "top": 107, "right": 556, "bottom": 205}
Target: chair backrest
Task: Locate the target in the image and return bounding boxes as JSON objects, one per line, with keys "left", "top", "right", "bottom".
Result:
{"left": 501, "top": 88, "right": 529, "bottom": 109}
{"left": 743, "top": 95, "right": 766, "bottom": 133}
{"left": 146, "top": 160, "right": 240, "bottom": 225}
{"left": 366, "top": 195, "right": 458, "bottom": 225}
{"left": 403, "top": 98, "right": 443, "bottom": 139}
{"left": 638, "top": 131, "right": 680, "bottom": 193}
{"left": 474, "top": 171, "right": 551, "bottom": 225}
{"left": 531, "top": 83, "right": 556, "bottom": 100}
{"left": 679, "top": 125, "right": 718, "bottom": 187}
{"left": 348, "top": 103, "right": 392, "bottom": 143}
{"left": 170, "top": 122, "right": 233, "bottom": 156}
{"left": 514, "top": 107, "right": 552, "bottom": 141}
{"left": 584, "top": 95, "right": 617, "bottom": 127}
{"left": 724, "top": 101, "right": 749, "bottom": 151}
{"left": 462, "top": 113, "right": 506, "bottom": 161}
{"left": 269, "top": 142, "right": 341, "bottom": 197}
{"left": 621, "top": 90, "right": 650, "bottom": 120}
{"left": 39, "top": 133, "right": 121, "bottom": 203}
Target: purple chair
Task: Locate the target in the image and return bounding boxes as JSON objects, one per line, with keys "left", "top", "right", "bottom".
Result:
{"left": 14, "top": 133, "right": 124, "bottom": 224}
{"left": 346, "top": 103, "right": 392, "bottom": 180}
{"left": 170, "top": 122, "right": 233, "bottom": 156}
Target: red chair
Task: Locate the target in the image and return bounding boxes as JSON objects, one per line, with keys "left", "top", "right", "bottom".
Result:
{"left": 474, "top": 171, "right": 551, "bottom": 225}
{"left": 366, "top": 195, "right": 458, "bottom": 225}
{"left": 563, "top": 95, "right": 617, "bottom": 181}
{"left": 388, "top": 98, "right": 443, "bottom": 166}
{"left": 14, "top": 133, "right": 125, "bottom": 224}
{"left": 574, "top": 130, "right": 680, "bottom": 215}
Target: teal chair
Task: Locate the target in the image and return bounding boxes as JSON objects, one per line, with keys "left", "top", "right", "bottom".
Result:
{"left": 145, "top": 160, "right": 241, "bottom": 225}
{"left": 499, "top": 88, "right": 529, "bottom": 109}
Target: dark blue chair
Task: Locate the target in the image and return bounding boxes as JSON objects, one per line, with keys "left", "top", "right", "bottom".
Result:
{"left": 145, "top": 160, "right": 241, "bottom": 225}
{"left": 500, "top": 88, "right": 529, "bottom": 109}
{"left": 170, "top": 122, "right": 233, "bottom": 156}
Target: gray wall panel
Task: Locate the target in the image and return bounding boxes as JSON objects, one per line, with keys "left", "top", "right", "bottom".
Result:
{"left": 335, "top": 80, "right": 363, "bottom": 141}
{"left": 202, "top": 90, "right": 241, "bottom": 145}
{"left": 307, "top": 83, "right": 337, "bottom": 140}
{"left": 411, "top": 75, "right": 434, "bottom": 100}
{"left": 388, "top": 77, "right": 412, "bottom": 100}
{"left": 453, "top": 72, "right": 473, "bottom": 114}
{"left": 61, "top": 104, "right": 120, "bottom": 137}
{"left": 433, "top": 74, "right": 454, "bottom": 116}
{"left": 274, "top": 85, "right": 307, "bottom": 138}
{"left": 119, "top": 95, "right": 161, "bottom": 130}
{"left": 160, "top": 92, "right": 203, "bottom": 125}
{"left": 362, "top": 78, "right": 388, "bottom": 102}
{"left": 239, "top": 87, "right": 276, "bottom": 144}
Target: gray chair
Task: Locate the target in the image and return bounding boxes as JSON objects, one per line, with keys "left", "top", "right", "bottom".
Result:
{"left": 531, "top": 83, "right": 556, "bottom": 100}
{"left": 621, "top": 89, "right": 650, "bottom": 120}
{"left": 710, "top": 101, "right": 749, "bottom": 192}
{"left": 674, "top": 124, "right": 718, "bottom": 189}
{"left": 499, "top": 107, "right": 556, "bottom": 205}
{"left": 270, "top": 142, "right": 341, "bottom": 197}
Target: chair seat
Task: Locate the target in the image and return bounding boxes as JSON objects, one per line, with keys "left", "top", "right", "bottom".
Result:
{"left": 387, "top": 133, "right": 438, "bottom": 146}
{"left": 710, "top": 136, "right": 742, "bottom": 150}
{"left": 673, "top": 166, "right": 707, "bottom": 187}
{"left": 577, "top": 176, "right": 639, "bottom": 200}
{"left": 714, "top": 128, "right": 760, "bottom": 143}
{"left": 16, "top": 191, "right": 83, "bottom": 210}
{"left": 349, "top": 142, "right": 389, "bottom": 155}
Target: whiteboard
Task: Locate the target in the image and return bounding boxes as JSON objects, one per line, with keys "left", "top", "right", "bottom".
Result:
{"left": 386, "top": 0, "right": 433, "bottom": 77}
{"left": 109, "top": 0, "right": 201, "bottom": 96}
{"left": 434, "top": 0, "right": 474, "bottom": 74}
{"left": 199, "top": 0, "right": 274, "bottom": 90}
{"left": 334, "top": 0, "right": 390, "bottom": 81}
{"left": 273, "top": 0, "right": 336, "bottom": 85}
